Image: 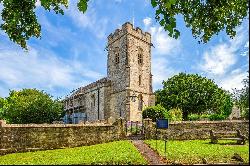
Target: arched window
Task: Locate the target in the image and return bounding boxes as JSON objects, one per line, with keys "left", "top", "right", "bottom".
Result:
{"left": 115, "top": 53, "right": 119, "bottom": 64}
{"left": 114, "top": 47, "right": 119, "bottom": 64}
{"left": 139, "top": 75, "right": 142, "bottom": 86}
{"left": 138, "top": 94, "right": 143, "bottom": 111}
{"left": 91, "top": 94, "right": 95, "bottom": 110}
{"left": 70, "top": 99, "right": 73, "bottom": 107}
{"left": 125, "top": 44, "right": 128, "bottom": 65}
{"left": 138, "top": 47, "right": 143, "bottom": 65}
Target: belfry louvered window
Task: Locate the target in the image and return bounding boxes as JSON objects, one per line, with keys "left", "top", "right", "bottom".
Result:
{"left": 114, "top": 47, "right": 119, "bottom": 64}
{"left": 115, "top": 53, "right": 119, "bottom": 64}
{"left": 138, "top": 47, "right": 143, "bottom": 65}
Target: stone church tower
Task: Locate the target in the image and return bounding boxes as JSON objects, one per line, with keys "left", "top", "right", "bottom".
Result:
{"left": 63, "top": 22, "right": 155, "bottom": 123}
{"left": 107, "top": 22, "right": 155, "bottom": 121}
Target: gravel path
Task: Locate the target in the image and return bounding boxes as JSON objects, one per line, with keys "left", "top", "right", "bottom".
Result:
{"left": 131, "top": 139, "right": 165, "bottom": 165}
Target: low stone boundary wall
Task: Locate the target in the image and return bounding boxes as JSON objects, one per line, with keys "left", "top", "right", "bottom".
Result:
{"left": 143, "top": 119, "right": 249, "bottom": 140}
{"left": 0, "top": 119, "right": 125, "bottom": 155}
{"left": 1, "top": 119, "right": 248, "bottom": 155}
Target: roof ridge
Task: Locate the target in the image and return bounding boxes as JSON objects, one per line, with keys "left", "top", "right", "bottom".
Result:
{"left": 72, "top": 77, "right": 110, "bottom": 96}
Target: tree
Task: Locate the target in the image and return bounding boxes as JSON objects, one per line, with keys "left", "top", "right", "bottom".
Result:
{"left": 1, "top": 88, "right": 64, "bottom": 124}
{"left": 151, "top": 0, "right": 249, "bottom": 43}
{"left": 232, "top": 73, "right": 249, "bottom": 119}
{"left": 0, "top": 0, "right": 88, "bottom": 49}
{"left": 0, "top": 0, "right": 248, "bottom": 49}
{"left": 156, "top": 72, "right": 233, "bottom": 120}
{"left": 0, "top": 97, "right": 4, "bottom": 119}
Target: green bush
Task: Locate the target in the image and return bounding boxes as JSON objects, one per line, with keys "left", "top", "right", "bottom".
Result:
{"left": 0, "top": 97, "right": 5, "bottom": 119}
{"left": 200, "top": 114, "right": 210, "bottom": 120}
{"left": 166, "top": 108, "right": 183, "bottom": 122}
{"left": 142, "top": 104, "right": 167, "bottom": 122}
{"left": 208, "top": 114, "right": 226, "bottom": 121}
{"left": 241, "top": 108, "right": 249, "bottom": 120}
{"left": 1, "top": 89, "right": 64, "bottom": 124}
{"left": 187, "top": 113, "right": 227, "bottom": 121}
{"left": 188, "top": 114, "right": 200, "bottom": 121}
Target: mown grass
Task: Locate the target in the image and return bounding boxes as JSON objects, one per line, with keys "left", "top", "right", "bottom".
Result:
{"left": 0, "top": 141, "right": 147, "bottom": 165}
{"left": 144, "top": 139, "right": 249, "bottom": 164}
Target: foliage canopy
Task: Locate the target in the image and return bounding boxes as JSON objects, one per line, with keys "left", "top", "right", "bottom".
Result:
{"left": 232, "top": 73, "right": 249, "bottom": 119}
{"left": 0, "top": 0, "right": 88, "bottom": 49}
{"left": 156, "top": 73, "right": 233, "bottom": 120}
{"left": 0, "top": 0, "right": 248, "bottom": 49}
{"left": 0, "top": 88, "right": 64, "bottom": 124}
{"left": 151, "top": 0, "right": 249, "bottom": 43}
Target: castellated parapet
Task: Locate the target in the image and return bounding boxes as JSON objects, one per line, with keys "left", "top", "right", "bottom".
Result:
{"left": 107, "top": 22, "right": 151, "bottom": 45}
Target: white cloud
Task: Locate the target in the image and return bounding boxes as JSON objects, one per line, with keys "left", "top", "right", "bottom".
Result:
{"left": 0, "top": 46, "right": 103, "bottom": 97}
{"left": 152, "top": 57, "right": 179, "bottom": 90}
{"left": 143, "top": 17, "right": 152, "bottom": 28}
{"left": 241, "top": 41, "right": 249, "bottom": 57}
{"left": 142, "top": 17, "right": 182, "bottom": 90}
{"left": 199, "top": 22, "right": 249, "bottom": 76}
{"left": 142, "top": 17, "right": 181, "bottom": 56}
{"left": 37, "top": 14, "right": 78, "bottom": 47}
{"left": 217, "top": 69, "right": 248, "bottom": 92}
{"left": 35, "top": 0, "right": 41, "bottom": 7}
{"left": 150, "top": 26, "right": 181, "bottom": 56}
{"left": 199, "top": 44, "right": 236, "bottom": 75}
{"left": 66, "top": 1, "right": 109, "bottom": 39}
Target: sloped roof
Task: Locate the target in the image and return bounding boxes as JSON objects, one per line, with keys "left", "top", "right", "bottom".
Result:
{"left": 65, "top": 77, "right": 111, "bottom": 99}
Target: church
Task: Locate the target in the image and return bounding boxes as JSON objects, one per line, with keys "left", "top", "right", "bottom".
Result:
{"left": 63, "top": 22, "right": 155, "bottom": 123}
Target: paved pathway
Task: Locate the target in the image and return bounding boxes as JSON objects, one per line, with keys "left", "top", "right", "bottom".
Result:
{"left": 131, "top": 138, "right": 165, "bottom": 165}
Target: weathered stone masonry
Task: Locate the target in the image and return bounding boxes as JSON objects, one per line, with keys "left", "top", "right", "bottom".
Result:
{"left": 143, "top": 119, "right": 249, "bottom": 140}
{"left": 0, "top": 120, "right": 248, "bottom": 155}
{"left": 64, "top": 22, "right": 155, "bottom": 122}
{"left": 0, "top": 119, "right": 125, "bottom": 155}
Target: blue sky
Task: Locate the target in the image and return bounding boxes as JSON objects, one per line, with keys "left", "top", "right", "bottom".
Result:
{"left": 0, "top": 0, "right": 249, "bottom": 99}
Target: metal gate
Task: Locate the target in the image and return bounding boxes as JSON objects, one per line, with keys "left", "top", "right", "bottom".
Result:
{"left": 125, "top": 121, "right": 144, "bottom": 136}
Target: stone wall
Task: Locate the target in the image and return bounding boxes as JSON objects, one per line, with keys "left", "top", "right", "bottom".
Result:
{"left": 143, "top": 119, "right": 249, "bottom": 140}
{"left": 0, "top": 119, "right": 125, "bottom": 155}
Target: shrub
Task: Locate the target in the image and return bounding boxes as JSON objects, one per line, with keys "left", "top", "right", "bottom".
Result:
{"left": 200, "top": 114, "right": 210, "bottom": 120}
{"left": 142, "top": 104, "right": 168, "bottom": 122}
{"left": 242, "top": 108, "right": 249, "bottom": 120}
{"left": 166, "top": 108, "right": 183, "bottom": 122}
{"left": 208, "top": 114, "right": 226, "bottom": 121}
{"left": 188, "top": 114, "right": 200, "bottom": 121}
{"left": 0, "top": 97, "right": 4, "bottom": 119}
{"left": 2, "top": 89, "right": 64, "bottom": 124}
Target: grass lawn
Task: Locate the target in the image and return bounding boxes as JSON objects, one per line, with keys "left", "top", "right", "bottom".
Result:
{"left": 144, "top": 139, "right": 249, "bottom": 165}
{"left": 0, "top": 141, "right": 147, "bottom": 165}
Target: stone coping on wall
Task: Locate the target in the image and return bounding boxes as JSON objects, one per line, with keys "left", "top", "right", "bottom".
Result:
{"left": 0, "top": 120, "right": 113, "bottom": 128}
{"left": 150, "top": 120, "right": 249, "bottom": 125}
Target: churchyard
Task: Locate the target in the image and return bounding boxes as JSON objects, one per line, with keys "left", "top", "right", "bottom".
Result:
{"left": 0, "top": 118, "right": 249, "bottom": 165}
{"left": 0, "top": 0, "right": 249, "bottom": 165}
{"left": 0, "top": 139, "right": 248, "bottom": 165}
